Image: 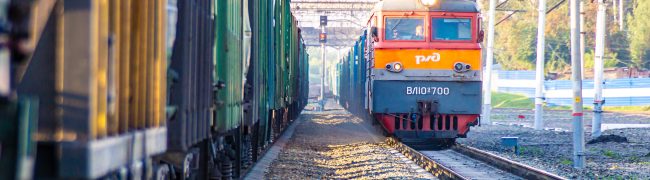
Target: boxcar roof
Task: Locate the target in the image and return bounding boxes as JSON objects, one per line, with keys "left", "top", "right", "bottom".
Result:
{"left": 374, "top": 0, "right": 479, "bottom": 13}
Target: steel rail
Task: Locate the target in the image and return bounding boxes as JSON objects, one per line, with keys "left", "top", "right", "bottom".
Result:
{"left": 387, "top": 137, "right": 566, "bottom": 180}
{"left": 386, "top": 138, "right": 466, "bottom": 180}
{"left": 451, "top": 144, "right": 567, "bottom": 180}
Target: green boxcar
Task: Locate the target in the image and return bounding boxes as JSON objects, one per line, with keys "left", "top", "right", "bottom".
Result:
{"left": 214, "top": 0, "right": 244, "bottom": 132}
{"left": 0, "top": 97, "right": 39, "bottom": 180}
{"left": 248, "top": 0, "right": 268, "bottom": 147}
{"left": 247, "top": 0, "right": 276, "bottom": 149}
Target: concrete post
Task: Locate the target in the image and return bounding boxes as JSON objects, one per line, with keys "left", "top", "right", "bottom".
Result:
{"left": 320, "top": 26, "right": 326, "bottom": 111}
{"left": 483, "top": 0, "right": 497, "bottom": 125}
{"left": 534, "top": 0, "right": 546, "bottom": 130}
{"left": 570, "top": 0, "right": 586, "bottom": 169}
{"left": 619, "top": 0, "right": 624, "bottom": 31}
{"left": 580, "top": 0, "right": 586, "bottom": 80}
{"left": 592, "top": 0, "right": 607, "bottom": 138}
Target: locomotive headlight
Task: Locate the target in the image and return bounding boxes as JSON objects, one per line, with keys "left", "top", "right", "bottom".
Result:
{"left": 419, "top": 0, "right": 437, "bottom": 7}
{"left": 394, "top": 63, "right": 403, "bottom": 72}
{"left": 454, "top": 62, "right": 470, "bottom": 73}
{"left": 386, "top": 62, "right": 403, "bottom": 73}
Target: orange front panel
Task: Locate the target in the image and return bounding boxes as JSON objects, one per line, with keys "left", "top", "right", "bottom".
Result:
{"left": 374, "top": 49, "right": 481, "bottom": 70}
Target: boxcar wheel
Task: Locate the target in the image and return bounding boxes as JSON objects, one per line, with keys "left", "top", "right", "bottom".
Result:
{"left": 154, "top": 164, "right": 171, "bottom": 180}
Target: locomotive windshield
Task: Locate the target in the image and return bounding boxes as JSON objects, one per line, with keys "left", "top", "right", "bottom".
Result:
{"left": 431, "top": 18, "right": 472, "bottom": 41}
{"left": 384, "top": 17, "right": 424, "bottom": 41}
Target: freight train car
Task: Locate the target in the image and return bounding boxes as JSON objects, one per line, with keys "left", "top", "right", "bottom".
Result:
{"left": 0, "top": 0, "right": 309, "bottom": 179}
{"left": 337, "top": 0, "right": 484, "bottom": 146}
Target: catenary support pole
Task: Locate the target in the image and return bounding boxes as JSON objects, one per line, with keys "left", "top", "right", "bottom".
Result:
{"left": 619, "top": 0, "right": 624, "bottom": 31}
{"left": 483, "top": 0, "right": 497, "bottom": 125}
{"left": 592, "top": 0, "right": 607, "bottom": 138}
{"left": 534, "top": 0, "right": 546, "bottom": 130}
{"left": 612, "top": 0, "right": 617, "bottom": 25}
{"left": 580, "top": 0, "right": 586, "bottom": 80}
{"left": 570, "top": 0, "right": 586, "bottom": 169}
{"left": 320, "top": 26, "right": 326, "bottom": 111}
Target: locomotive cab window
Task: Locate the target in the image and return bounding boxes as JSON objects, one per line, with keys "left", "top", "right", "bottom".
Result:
{"left": 431, "top": 18, "right": 472, "bottom": 41}
{"left": 384, "top": 17, "right": 425, "bottom": 41}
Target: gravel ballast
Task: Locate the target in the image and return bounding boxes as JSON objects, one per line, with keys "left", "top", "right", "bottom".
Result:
{"left": 458, "top": 108, "right": 650, "bottom": 179}
{"left": 264, "top": 100, "right": 435, "bottom": 179}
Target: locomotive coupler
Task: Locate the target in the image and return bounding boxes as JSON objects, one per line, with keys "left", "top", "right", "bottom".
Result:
{"left": 417, "top": 100, "right": 438, "bottom": 115}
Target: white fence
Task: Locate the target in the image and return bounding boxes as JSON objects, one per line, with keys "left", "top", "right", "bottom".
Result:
{"left": 493, "top": 71, "right": 650, "bottom": 107}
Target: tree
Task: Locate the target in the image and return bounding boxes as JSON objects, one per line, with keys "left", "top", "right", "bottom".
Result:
{"left": 627, "top": 0, "right": 650, "bottom": 69}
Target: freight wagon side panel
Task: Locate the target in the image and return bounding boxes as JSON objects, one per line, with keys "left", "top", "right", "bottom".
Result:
{"left": 215, "top": 0, "right": 243, "bottom": 132}
{"left": 15, "top": 0, "right": 167, "bottom": 178}
{"left": 168, "top": 0, "right": 214, "bottom": 152}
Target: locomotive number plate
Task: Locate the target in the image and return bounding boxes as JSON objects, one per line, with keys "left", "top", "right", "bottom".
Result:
{"left": 405, "top": 86, "right": 450, "bottom": 95}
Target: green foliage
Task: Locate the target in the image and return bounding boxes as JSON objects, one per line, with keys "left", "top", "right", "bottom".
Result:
{"left": 609, "top": 31, "right": 632, "bottom": 67}
{"left": 583, "top": 50, "right": 619, "bottom": 69}
{"left": 493, "top": 1, "right": 537, "bottom": 70}
{"left": 484, "top": 1, "right": 645, "bottom": 71}
{"left": 628, "top": 0, "right": 650, "bottom": 69}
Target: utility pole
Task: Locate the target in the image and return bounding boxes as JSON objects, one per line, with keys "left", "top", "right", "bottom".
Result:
{"left": 570, "top": 0, "right": 586, "bottom": 169}
{"left": 619, "top": 0, "right": 624, "bottom": 31}
{"left": 612, "top": 0, "right": 617, "bottom": 24}
{"left": 483, "top": 0, "right": 497, "bottom": 125}
{"left": 320, "top": 16, "right": 327, "bottom": 111}
{"left": 320, "top": 33, "right": 325, "bottom": 111}
{"left": 534, "top": 0, "right": 546, "bottom": 130}
{"left": 580, "top": 1, "right": 586, "bottom": 80}
{"left": 592, "top": 0, "right": 607, "bottom": 138}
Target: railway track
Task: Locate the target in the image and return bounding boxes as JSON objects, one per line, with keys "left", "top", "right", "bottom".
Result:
{"left": 386, "top": 138, "right": 567, "bottom": 180}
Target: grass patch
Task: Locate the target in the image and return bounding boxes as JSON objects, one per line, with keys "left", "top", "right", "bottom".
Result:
{"left": 491, "top": 92, "right": 534, "bottom": 109}
{"left": 492, "top": 92, "right": 650, "bottom": 113}
{"left": 519, "top": 146, "right": 543, "bottom": 156}
{"left": 560, "top": 159, "right": 572, "bottom": 165}
{"left": 491, "top": 92, "right": 572, "bottom": 109}
{"left": 603, "top": 150, "right": 620, "bottom": 159}
{"left": 604, "top": 106, "right": 650, "bottom": 113}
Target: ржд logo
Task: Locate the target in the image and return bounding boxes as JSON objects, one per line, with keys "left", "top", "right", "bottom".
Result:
{"left": 415, "top": 52, "right": 441, "bottom": 64}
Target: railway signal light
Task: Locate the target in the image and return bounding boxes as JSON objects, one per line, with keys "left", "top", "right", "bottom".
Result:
{"left": 319, "top": 33, "right": 327, "bottom": 43}
{"left": 320, "top": 16, "right": 327, "bottom": 26}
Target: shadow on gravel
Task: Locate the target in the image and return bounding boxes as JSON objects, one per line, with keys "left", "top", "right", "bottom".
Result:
{"left": 587, "top": 134, "right": 629, "bottom": 144}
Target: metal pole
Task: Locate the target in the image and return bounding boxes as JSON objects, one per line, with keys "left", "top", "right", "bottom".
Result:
{"left": 612, "top": 0, "right": 617, "bottom": 24}
{"left": 483, "top": 0, "right": 497, "bottom": 125}
{"left": 320, "top": 27, "right": 325, "bottom": 111}
{"left": 619, "top": 0, "right": 624, "bottom": 31}
{"left": 570, "top": 0, "right": 586, "bottom": 169}
{"left": 534, "top": 0, "right": 546, "bottom": 130}
{"left": 580, "top": 0, "right": 586, "bottom": 80}
{"left": 592, "top": 0, "right": 607, "bottom": 138}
